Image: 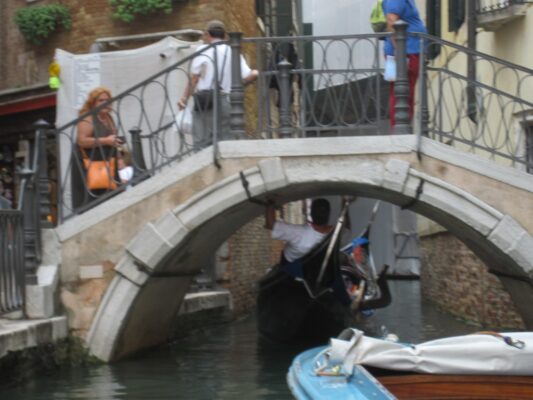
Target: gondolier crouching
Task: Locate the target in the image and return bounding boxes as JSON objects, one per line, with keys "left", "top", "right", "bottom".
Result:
{"left": 265, "top": 199, "right": 333, "bottom": 265}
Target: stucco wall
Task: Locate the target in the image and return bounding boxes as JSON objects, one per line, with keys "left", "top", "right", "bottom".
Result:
{"left": 420, "top": 232, "right": 525, "bottom": 329}
{"left": 477, "top": 7, "right": 533, "bottom": 75}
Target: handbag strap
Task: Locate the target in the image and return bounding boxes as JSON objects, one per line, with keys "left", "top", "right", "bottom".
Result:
{"left": 79, "top": 116, "right": 110, "bottom": 162}
{"left": 211, "top": 45, "right": 229, "bottom": 90}
{"left": 80, "top": 146, "right": 90, "bottom": 162}
{"left": 79, "top": 145, "right": 116, "bottom": 164}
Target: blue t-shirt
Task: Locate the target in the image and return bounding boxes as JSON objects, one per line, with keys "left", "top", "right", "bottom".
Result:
{"left": 383, "top": 0, "right": 427, "bottom": 56}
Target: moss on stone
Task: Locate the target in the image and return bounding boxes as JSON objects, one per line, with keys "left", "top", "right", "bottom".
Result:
{"left": 0, "top": 337, "right": 101, "bottom": 387}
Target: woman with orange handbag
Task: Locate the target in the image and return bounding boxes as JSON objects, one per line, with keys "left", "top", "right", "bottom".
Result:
{"left": 73, "top": 87, "right": 124, "bottom": 209}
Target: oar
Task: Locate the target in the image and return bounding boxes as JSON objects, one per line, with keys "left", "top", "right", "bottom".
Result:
{"left": 340, "top": 200, "right": 381, "bottom": 284}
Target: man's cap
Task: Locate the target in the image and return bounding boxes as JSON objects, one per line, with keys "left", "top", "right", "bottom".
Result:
{"left": 206, "top": 20, "right": 225, "bottom": 32}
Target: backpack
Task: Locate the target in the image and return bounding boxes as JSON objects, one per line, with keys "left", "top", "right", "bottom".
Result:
{"left": 370, "top": 0, "right": 387, "bottom": 33}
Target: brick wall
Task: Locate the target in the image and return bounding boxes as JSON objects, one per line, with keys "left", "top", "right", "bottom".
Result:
{"left": 222, "top": 203, "right": 304, "bottom": 317}
{"left": 222, "top": 216, "right": 274, "bottom": 316}
{"left": 420, "top": 232, "right": 525, "bottom": 329}
{"left": 1, "top": 0, "right": 261, "bottom": 90}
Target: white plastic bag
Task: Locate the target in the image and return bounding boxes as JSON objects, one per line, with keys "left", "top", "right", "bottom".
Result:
{"left": 384, "top": 55, "right": 396, "bottom": 82}
{"left": 175, "top": 105, "right": 192, "bottom": 135}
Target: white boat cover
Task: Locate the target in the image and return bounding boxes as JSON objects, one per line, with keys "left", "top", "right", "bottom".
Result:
{"left": 328, "top": 328, "right": 533, "bottom": 376}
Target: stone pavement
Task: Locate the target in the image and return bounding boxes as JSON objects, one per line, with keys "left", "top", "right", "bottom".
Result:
{"left": 0, "top": 316, "right": 68, "bottom": 359}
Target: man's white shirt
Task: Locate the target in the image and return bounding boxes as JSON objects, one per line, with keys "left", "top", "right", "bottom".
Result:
{"left": 191, "top": 40, "right": 252, "bottom": 93}
{"left": 271, "top": 221, "right": 328, "bottom": 262}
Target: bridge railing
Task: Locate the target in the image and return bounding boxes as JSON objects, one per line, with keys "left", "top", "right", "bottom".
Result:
{"left": 0, "top": 120, "right": 50, "bottom": 315}
{"left": 50, "top": 25, "right": 532, "bottom": 221}
{"left": 243, "top": 32, "right": 390, "bottom": 138}
{"left": 243, "top": 28, "right": 532, "bottom": 170}
{"left": 55, "top": 41, "right": 229, "bottom": 220}
{"left": 420, "top": 33, "right": 533, "bottom": 170}
{"left": 53, "top": 30, "right": 395, "bottom": 221}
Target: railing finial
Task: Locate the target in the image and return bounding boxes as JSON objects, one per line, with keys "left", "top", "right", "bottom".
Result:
{"left": 34, "top": 119, "right": 53, "bottom": 228}
{"left": 229, "top": 32, "right": 246, "bottom": 140}
{"left": 277, "top": 59, "right": 293, "bottom": 138}
{"left": 393, "top": 20, "right": 411, "bottom": 134}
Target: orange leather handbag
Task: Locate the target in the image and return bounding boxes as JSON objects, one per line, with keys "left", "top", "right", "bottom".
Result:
{"left": 81, "top": 149, "right": 117, "bottom": 190}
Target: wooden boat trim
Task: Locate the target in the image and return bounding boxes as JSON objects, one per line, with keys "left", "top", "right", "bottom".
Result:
{"left": 378, "top": 374, "right": 533, "bottom": 399}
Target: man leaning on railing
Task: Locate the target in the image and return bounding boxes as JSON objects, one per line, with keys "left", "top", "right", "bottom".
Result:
{"left": 177, "top": 20, "right": 258, "bottom": 148}
{"left": 383, "top": 0, "right": 427, "bottom": 128}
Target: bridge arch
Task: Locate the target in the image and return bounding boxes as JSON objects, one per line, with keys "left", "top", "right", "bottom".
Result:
{"left": 84, "top": 136, "right": 533, "bottom": 361}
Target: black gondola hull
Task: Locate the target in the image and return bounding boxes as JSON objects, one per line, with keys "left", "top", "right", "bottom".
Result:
{"left": 257, "top": 266, "right": 355, "bottom": 343}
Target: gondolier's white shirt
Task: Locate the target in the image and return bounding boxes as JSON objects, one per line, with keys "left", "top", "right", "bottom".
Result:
{"left": 272, "top": 221, "right": 327, "bottom": 262}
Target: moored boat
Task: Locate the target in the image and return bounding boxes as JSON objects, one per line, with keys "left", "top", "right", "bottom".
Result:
{"left": 288, "top": 346, "right": 396, "bottom": 400}
{"left": 287, "top": 329, "right": 533, "bottom": 399}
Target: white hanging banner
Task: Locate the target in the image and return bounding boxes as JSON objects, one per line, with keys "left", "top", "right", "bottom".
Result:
{"left": 73, "top": 53, "right": 101, "bottom": 109}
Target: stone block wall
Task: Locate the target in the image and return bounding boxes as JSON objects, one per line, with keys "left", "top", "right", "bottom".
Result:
{"left": 420, "top": 232, "right": 525, "bottom": 329}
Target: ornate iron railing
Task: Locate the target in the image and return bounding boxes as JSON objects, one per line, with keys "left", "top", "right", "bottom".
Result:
{"left": 50, "top": 24, "right": 532, "bottom": 222}
{"left": 420, "top": 34, "right": 533, "bottom": 169}
{"left": 243, "top": 33, "right": 390, "bottom": 138}
{"left": 55, "top": 39, "right": 238, "bottom": 220}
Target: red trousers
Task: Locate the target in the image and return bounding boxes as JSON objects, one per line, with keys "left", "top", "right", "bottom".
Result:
{"left": 389, "top": 54, "right": 420, "bottom": 128}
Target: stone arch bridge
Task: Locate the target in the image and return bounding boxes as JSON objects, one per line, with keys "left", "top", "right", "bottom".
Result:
{"left": 53, "top": 135, "right": 533, "bottom": 361}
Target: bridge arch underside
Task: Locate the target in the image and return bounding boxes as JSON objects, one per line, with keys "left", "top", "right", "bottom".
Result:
{"left": 87, "top": 153, "right": 533, "bottom": 362}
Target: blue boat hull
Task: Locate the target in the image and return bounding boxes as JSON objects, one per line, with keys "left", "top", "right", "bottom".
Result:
{"left": 287, "top": 346, "right": 396, "bottom": 400}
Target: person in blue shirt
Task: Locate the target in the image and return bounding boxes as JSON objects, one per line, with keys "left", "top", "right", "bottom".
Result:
{"left": 383, "top": 0, "right": 427, "bottom": 128}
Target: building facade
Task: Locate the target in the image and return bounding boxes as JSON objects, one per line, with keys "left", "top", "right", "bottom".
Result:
{"left": 0, "top": 0, "right": 261, "bottom": 207}
{"left": 418, "top": 0, "right": 532, "bottom": 328}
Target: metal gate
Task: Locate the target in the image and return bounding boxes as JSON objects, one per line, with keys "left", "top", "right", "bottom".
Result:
{"left": 0, "top": 210, "right": 25, "bottom": 315}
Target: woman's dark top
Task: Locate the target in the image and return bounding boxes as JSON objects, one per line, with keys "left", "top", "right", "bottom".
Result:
{"left": 83, "top": 115, "right": 116, "bottom": 161}
{"left": 71, "top": 115, "right": 118, "bottom": 210}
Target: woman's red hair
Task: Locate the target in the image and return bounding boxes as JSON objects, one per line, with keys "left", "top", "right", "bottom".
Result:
{"left": 78, "top": 86, "right": 112, "bottom": 116}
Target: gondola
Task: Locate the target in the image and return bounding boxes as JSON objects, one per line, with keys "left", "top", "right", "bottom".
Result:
{"left": 257, "top": 200, "right": 391, "bottom": 344}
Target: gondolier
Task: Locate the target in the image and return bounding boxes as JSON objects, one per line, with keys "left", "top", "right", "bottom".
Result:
{"left": 265, "top": 198, "right": 332, "bottom": 264}
{"left": 258, "top": 197, "right": 390, "bottom": 343}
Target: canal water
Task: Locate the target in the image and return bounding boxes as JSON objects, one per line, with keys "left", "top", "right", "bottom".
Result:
{"left": 2, "top": 280, "right": 480, "bottom": 399}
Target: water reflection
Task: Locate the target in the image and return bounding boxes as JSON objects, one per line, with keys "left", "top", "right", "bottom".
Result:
{"left": 358, "top": 280, "right": 475, "bottom": 343}
{"left": 1, "top": 281, "right": 480, "bottom": 399}
{"left": 1, "top": 364, "right": 126, "bottom": 400}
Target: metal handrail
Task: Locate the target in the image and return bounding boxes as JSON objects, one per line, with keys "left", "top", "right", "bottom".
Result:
{"left": 54, "top": 40, "right": 228, "bottom": 221}
{"left": 48, "top": 27, "right": 532, "bottom": 222}
{"left": 55, "top": 42, "right": 220, "bottom": 133}
{"left": 419, "top": 32, "right": 532, "bottom": 168}
{"left": 416, "top": 32, "right": 532, "bottom": 75}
